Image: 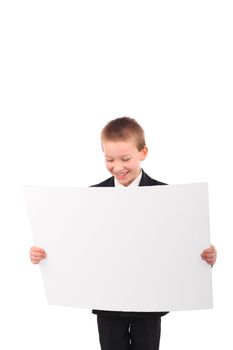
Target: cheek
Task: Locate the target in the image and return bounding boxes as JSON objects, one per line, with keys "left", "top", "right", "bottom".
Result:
{"left": 127, "top": 159, "right": 139, "bottom": 170}
{"left": 105, "top": 162, "right": 112, "bottom": 171}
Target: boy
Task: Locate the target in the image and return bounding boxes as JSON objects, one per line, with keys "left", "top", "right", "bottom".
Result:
{"left": 30, "top": 117, "right": 217, "bottom": 350}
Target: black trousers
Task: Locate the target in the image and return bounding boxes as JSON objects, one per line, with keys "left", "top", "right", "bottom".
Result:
{"left": 97, "top": 315, "right": 161, "bottom": 350}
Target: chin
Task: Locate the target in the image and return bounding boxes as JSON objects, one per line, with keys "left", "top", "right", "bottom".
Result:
{"left": 121, "top": 179, "right": 132, "bottom": 186}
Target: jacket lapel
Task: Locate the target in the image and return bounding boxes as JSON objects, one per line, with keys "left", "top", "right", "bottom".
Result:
{"left": 139, "top": 169, "right": 154, "bottom": 186}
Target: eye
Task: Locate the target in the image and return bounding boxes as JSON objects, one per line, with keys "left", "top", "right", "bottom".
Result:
{"left": 106, "top": 159, "right": 113, "bottom": 162}
{"left": 122, "top": 158, "right": 130, "bottom": 162}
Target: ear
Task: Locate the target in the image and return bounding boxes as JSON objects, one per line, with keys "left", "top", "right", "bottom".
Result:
{"left": 140, "top": 146, "right": 148, "bottom": 161}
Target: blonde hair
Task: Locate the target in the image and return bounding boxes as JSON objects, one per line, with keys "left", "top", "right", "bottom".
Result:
{"left": 101, "top": 116, "right": 146, "bottom": 151}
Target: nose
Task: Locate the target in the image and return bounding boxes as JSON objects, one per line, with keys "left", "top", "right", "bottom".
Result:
{"left": 114, "top": 169, "right": 125, "bottom": 174}
{"left": 113, "top": 162, "right": 125, "bottom": 172}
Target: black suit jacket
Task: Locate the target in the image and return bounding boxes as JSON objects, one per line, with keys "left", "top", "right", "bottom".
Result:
{"left": 91, "top": 169, "right": 169, "bottom": 318}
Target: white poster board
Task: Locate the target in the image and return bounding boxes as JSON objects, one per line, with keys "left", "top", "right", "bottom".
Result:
{"left": 23, "top": 183, "right": 213, "bottom": 311}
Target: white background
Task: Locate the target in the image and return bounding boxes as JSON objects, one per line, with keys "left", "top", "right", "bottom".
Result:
{"left": 0, "top": 1, "right": 232, "bottom": 349}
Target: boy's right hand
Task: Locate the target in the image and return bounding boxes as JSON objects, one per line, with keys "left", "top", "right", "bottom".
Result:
{"left": 30, "top": 246, "right": 47, "bottom": 264}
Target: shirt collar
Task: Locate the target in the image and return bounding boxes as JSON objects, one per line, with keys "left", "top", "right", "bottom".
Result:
{"left": 114, "top": 169, "right": 142, "bottom": 187}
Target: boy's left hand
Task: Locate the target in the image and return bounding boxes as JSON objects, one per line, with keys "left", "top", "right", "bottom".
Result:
{"left": 201, "top": 244, "right": 217, "bottom": 266}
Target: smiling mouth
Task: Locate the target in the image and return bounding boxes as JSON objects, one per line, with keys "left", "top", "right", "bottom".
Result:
{"left": 115, "top": 172, "right": 129, "bottom": 176}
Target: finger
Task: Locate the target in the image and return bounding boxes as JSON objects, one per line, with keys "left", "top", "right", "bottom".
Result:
{"left": 204, "top": 253, "right": 216, "bottom": 258}
{"left": 203, "top": 247, "right": 214, "bottom": 253}
{"left": 30, "top": 246, "right": 46, "bottom": 253}
{"left": 31, "top": 260, "right": 42, "bottom": 264}
{"left": 205, "top": 256, "right": 216, "bottom": 263}
{"left": 202, "top": 249, "right": 216, "bottom": 256}
{"left": 31, "top": 255, "right": 46, "bottom": 263}
{"left": 30, "top": 250, "right": 46, "bottom": 256}
{"left": 201, "top": 251, "right": 208, "bottom": 258}
{"left": 30, "top": 257, "right": 41, "bottom": 264}
{"left": 206, "top": 259, "right": 215, "bottom": 265}
{"left": 205, "top": 256, "right": 215, "bottom": 261}
{"left": 30, "top": 251, "right": 46, "bottom": 258}
{"left": 209, "top": 245, "right": 217, "bottom": 254}
{"left": 201, "top": 254, "right": 216, "bottom": 263}
{"left": 201, "top": 249, "right": 210, "bottom": 255}
{"left": 207, "top": 248, "right": 216, "bottom": 254}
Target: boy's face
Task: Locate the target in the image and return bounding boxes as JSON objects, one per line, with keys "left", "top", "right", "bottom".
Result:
{"left": 102, "top": 138, "right": 148, "bottom": 186}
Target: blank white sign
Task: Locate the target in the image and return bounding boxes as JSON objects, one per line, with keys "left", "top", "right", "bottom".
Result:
{"left": 23, "top": 183, "right": 213, "bottom": 311}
